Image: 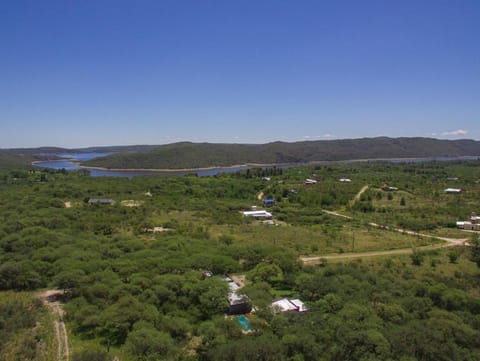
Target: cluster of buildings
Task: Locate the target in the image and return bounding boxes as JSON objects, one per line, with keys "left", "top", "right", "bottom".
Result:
{"left": 457, "top": 213, "right": 480, "bottom": 231}
{"left": 216, "top": 274, "right": 307, "bottom": 318}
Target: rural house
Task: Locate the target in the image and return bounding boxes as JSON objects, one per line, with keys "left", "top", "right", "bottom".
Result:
{"left": 457, "top": 213, "right": 480, "bottom": 231}
{"left": 223, "top": 276, "right": 251, "bottom": 315}
{"left": 271, "top": 298, "right": 307, "bottom": 313}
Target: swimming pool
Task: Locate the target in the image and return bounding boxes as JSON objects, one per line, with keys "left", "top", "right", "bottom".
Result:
{"left": 237, "top": 315, "right": 253, "bottom": 331}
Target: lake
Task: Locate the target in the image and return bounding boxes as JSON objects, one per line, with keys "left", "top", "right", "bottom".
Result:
{"left": 33, "top": 153, "right": 480, "bottom": 178}
{"left": 33, "top": 153, "right": 251, "bottom": 177}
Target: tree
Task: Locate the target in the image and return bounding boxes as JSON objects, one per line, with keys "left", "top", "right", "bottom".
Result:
{"left": 125, "top": 322, "right": 179, "bottom": 361}
{"left": 470, "top": 234, "right": 480, "bottom": 267}
{"left": 410, "top": 252, "right": 424, "bottom": 266}
{"left": 248, "top": 262, "right": 284, "bottom": 284}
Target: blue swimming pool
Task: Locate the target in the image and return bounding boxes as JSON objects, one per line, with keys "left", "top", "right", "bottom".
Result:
{"left": 237, "top": 315, "right": 253, "bottom": 331}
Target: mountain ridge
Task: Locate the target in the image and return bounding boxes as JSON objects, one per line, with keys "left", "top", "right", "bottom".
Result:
{"left": 81, "top": 137, "right": 480, "bottom": 170}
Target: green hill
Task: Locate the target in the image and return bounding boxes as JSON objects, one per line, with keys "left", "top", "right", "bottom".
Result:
{"left": 83, "top": 137, "right": 480, "bottom": 170}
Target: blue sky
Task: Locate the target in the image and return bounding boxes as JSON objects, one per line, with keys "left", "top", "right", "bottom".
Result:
{"left": 1, "top": 0, "right": 479, "bottom": 148}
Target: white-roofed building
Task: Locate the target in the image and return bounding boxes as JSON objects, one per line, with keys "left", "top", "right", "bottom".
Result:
{"left": 242, "top": 210, "right": 272, "bottom": 219}
{"left": 445, "top": 188, "right": 462, "bottom": 193}
{"left": 272, "top": 298, "right": 308, "bottom": 313}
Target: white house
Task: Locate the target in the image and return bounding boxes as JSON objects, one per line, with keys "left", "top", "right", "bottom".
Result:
{"left": 305, "top": 178, "right": 317, "bottom": 184}
{"left": 339, "top": 178, "right": 351, "bottom": 182}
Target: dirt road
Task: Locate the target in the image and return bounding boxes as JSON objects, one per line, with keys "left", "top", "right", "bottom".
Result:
{"left": 354, "top": 185, "right": 369, "bottom": 201}
{"left": 300, "top": 239, "right": 465, "bottom": 265}
{"left": 302, "top": 208, "right": 468, "bottom": 265}
{"left": 38, "top": 290, "right": 69, "bottom": 361}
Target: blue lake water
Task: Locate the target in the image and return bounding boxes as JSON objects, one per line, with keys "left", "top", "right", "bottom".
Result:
{"left": 33, "top": 153, "right": 251, "bottom": 177}
{"left": 33, "top": 153, "right": 480, "bottom": 178}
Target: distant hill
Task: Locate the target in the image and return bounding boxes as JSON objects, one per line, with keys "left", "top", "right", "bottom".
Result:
{"left": 83, "top": 137, "right": 480, "bottom": 170}
{"left": 0, "top": 145, "right": 156, "bottom": 171}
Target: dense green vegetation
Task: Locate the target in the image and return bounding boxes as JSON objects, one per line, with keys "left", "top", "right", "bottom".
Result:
{"left": 0, "top": 292, "right": 53, "bottom": 361}
{"left": 84, "top": 137, "right": 480, "bottom": 169}
{"left": 1, "top": 161, "right": 479, "bottom": 360}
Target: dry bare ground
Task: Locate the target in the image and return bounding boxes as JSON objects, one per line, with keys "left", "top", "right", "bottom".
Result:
{"left": 38, "top": 290, "right": 69, "bottom": 361}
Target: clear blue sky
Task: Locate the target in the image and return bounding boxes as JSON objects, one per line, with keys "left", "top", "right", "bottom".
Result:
{"left": 1, "top": 0, "right": 479, "bottom": 148}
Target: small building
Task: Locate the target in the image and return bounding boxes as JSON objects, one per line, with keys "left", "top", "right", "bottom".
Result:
{"left": 272, "top": 298, "right": 307, "bottom": 313}
{"left": 242, "top": 210, "right": 273, "bottom": 219}
{"left": 457, "top": 214, "right": 480, "bottom": 231}
{"left": 305, "top": 178, "right": 317, "bottom": 184}
{"left": 445, "top": 188, "right": 462, "bottom": 193}
{"left": 88, "top": 198, "right": 114, "bottom": 205}
{"left": 447, "top": 177, "right": 459, "bottom": 181}
{"left": 263, "top": 197, "right": 275, "bottom": 208}
{"left": 382, "top": 186, "right": 398, "bottom": 191}
{"left": 339, "top": 178, "right": 352, "bottom": 182}
{"left": 224, "top": 276, "right": 251, "bottom": 315}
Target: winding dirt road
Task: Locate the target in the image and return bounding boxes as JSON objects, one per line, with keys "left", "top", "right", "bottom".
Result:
{"left": 354, "top": 185, "right": 369, "bottom": 201}
{"left": 38, "top": 290, "right": 69, "bottom": 361}
{"left": 302, "top": 206, "right": 467, "bottom": 265}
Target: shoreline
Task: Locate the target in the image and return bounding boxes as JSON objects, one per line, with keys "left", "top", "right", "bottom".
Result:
{"left": 32, "top": 155, "right": 480, "bottom": 174}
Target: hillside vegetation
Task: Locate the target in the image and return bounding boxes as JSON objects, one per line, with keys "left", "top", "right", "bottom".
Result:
{"left": 1, "top": 161, "right": 480, "bottom": 360}
{"left": 83, "top": 137, "right": 480, "bottom": 170}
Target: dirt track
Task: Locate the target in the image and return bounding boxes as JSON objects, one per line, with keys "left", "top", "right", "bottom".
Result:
{"left": 38, "top": 290, "right": 69, "bottom": 361}
{"left": 302, "top": 208, "right": 467, "bottom": 265}
{"left": 354, "top": 185, "right": 369, "bottom": 201}
{"left": 300, "top": 240, "right": 465, "bottom": 265}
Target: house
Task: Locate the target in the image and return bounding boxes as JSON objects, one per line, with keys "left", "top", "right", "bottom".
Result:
{"left": 445, "top": 188, "right": 462, "bottom": 193}
{"left": 263, "top": 197, "right": 275, "bottom": 208}
{"left": 87, "top": 198, "right": 114, "bottom": 205}
{"left": 271, "top": 298, "right": 307, "bottom": 313}
{"left": 242, "top": 210, "right": 273, "bottom": 219}
{"left": 305, "top": 178, "right": 317, "bottom": 184}
{"left": 457, "top": 213, "right": 480, "bottom": 231}
{"left": 447, "top": 177, "right": 459, "bottom": 181}
{"left": 382, "top": 186, "right": 398, "bottom": 191}
{"left": 339, "top": 178, "right": 351, "bottom": 182}
{"left": 223, "top": 276, "right": 251, "bottom": 315}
